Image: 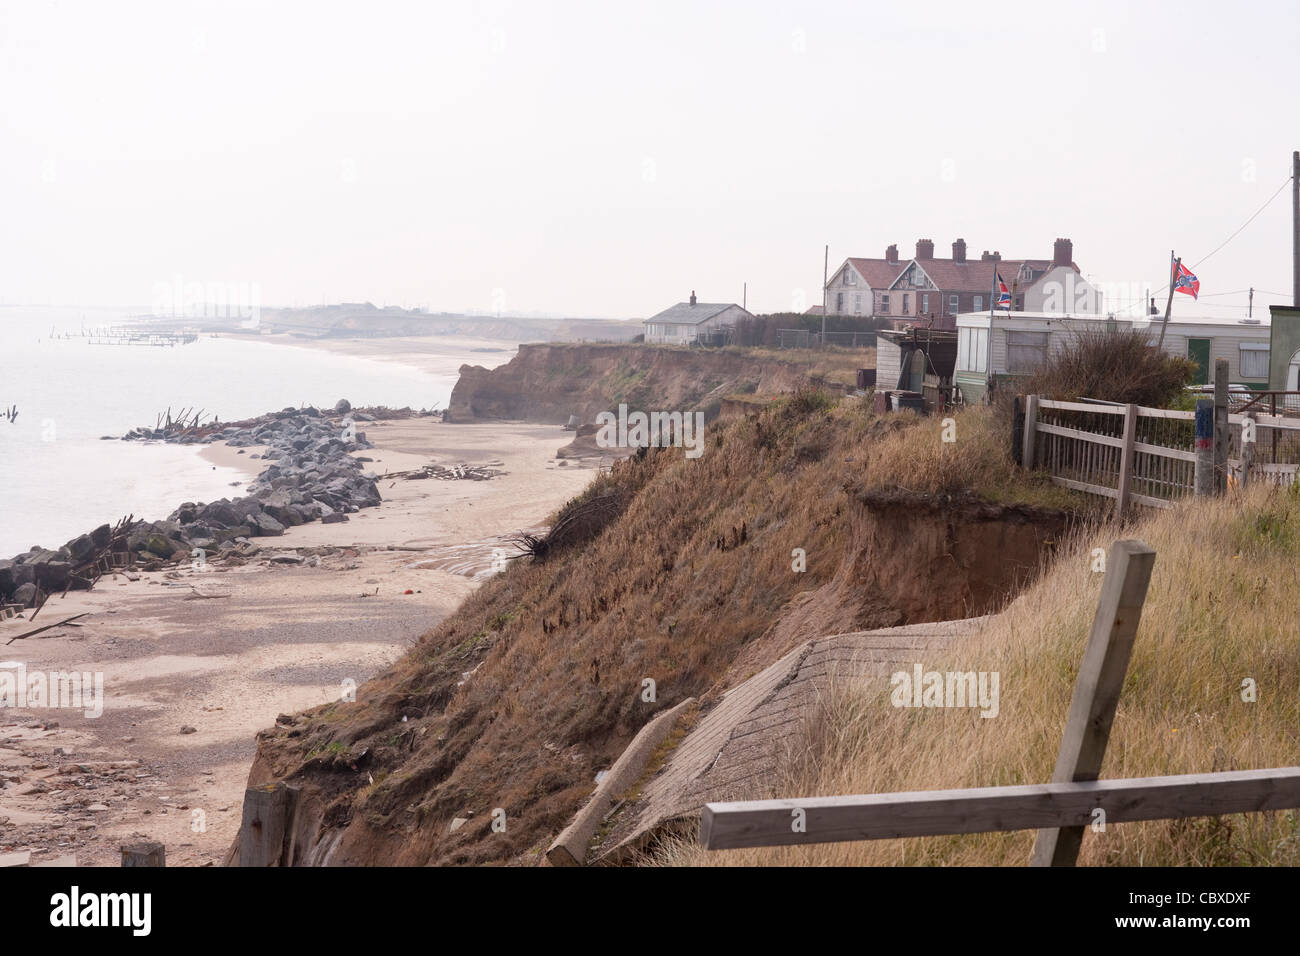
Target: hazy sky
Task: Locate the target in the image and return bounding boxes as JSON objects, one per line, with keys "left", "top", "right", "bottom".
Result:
{"left": 1, "top": 0, "right": 1297, "bottom": 319}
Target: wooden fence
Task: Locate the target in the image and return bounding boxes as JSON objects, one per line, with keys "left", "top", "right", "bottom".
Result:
{"left": 1021, "top": 395, "right": 1300, "bottom": 516}
{"left": 700, "top": 539, "right": 1300, "bottom": 864}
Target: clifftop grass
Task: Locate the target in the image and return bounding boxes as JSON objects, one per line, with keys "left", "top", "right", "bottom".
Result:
{"left": 655, "top": 482, "right": 1300, "bottom": 867}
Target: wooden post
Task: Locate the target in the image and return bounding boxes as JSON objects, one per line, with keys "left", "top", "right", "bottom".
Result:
{"left": 1116, "top": 403, "right": 1137, "bottom": 519}
{"left": 1194, "top": 398, "right": 1215, "bottom": 497}
{"left": 1213, "top": 359, "right": 1229, "bottom": 495}
{"left": 1021, "top": 394, "right": 1039, "bottom": 470}
{"left": 1241, "top": 411, "right": 1256, "bottom": 488}
{"left": 121, "top": 842, "right": 165, "bottom": 867}
{"left": 1030, "top": 538, "right": 1156, "bottom": 867}
{"left": 237, "top": 782, "right": 300, "bottom": 867}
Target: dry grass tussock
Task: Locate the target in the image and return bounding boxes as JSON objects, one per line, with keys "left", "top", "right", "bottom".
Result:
{"left": 652, "top": 482, "right": 1300, "bottom": 866}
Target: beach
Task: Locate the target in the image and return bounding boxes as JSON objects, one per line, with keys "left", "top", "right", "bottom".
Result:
{"left": 0, "top": 335, "right": 594, "bottom": 867}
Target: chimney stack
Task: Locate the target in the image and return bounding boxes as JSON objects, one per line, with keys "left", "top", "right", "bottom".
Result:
{"left": 952, "top": 238, "right": 967, "bottom": 263}
{"left": 689, "top": 290, "right": 696, "bottom": 305}
{"left": 980, "top": 250, "right": 1002, "bottom": 263}
{"left": 885, "top": 243, "right": 898, "bottom": 264}
{"left": 916, "top": 238, "right": 935, "bottom": 259}
{"left": 1053, "top": 238, "right": 1073, "bottom": 267}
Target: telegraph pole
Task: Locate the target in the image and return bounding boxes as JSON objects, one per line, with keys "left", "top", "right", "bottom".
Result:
{"left": 822, "top": 244, "right": 829, "bottom": 347}
{"left": 1293, "top": 150, "right": 1299, "bottom": 306}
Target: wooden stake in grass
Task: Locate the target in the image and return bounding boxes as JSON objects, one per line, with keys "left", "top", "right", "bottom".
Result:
{"left": 1029, "top": 538, "right": 1156, "bottom": 866}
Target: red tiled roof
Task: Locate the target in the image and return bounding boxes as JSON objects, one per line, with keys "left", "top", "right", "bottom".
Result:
{"left": 845, "top": 257, "right": 907, "bottom": 288}
{"left": 902, "top": 257, "right": 1079, "bottom": 293}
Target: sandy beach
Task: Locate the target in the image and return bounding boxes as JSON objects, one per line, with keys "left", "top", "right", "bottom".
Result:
{"left": 223, "top": 331, "right": 518, "bottom": 382}
{"left": 0, "top": 415, "right": 593, "bottom": 867}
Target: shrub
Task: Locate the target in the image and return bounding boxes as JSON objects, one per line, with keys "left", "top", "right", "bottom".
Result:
{"left": 1023, "top": 327, "right": 1196, "bottom": 408}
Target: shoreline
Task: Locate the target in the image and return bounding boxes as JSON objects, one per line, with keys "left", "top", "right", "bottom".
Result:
{"left": 0, "top": 417, "right": 594, "bottom": 866}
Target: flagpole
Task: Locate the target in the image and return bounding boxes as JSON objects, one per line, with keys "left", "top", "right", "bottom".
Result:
{"left": 1157, "top": 250, "right": 1178, "bottom": 349}
{"left": 986, "top": 263, "right": 996, "bottom": 394}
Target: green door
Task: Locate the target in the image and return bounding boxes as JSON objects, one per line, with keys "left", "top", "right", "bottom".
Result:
{"left": 1187, "top": 338, "right": 1211, "bottom": 386}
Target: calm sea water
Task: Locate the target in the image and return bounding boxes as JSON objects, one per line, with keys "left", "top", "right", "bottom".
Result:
{"left": 0, "top": 307, "right": 511, "bottom": 555}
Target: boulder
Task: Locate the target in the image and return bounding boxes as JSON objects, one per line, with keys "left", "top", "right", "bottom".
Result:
{"left": 144, "top": 535, "right": 176, "bottom": 559}
{"left": 250, "top": 513, "right": 285, "bottom": 537}
{"left": 13, "top": 582, "right": 38, "bottom": 607}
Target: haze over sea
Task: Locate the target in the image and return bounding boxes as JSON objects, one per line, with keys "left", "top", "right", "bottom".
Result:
{"left": 0, "top": 306, "right": 510, "bottom": 556}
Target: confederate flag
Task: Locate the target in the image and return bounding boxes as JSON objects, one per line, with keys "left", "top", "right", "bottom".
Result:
{"left": 1173, "top": 259, "right": 1200, "bottom": 300}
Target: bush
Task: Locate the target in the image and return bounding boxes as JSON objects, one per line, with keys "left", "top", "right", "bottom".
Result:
{"left": 1023, "top": 327, "right": 1196, "bottom": 407}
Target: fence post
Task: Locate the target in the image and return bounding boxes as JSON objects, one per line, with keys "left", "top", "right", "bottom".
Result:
{"left": 1213, "top": 359, "right": 1229, "bottom": 495}
{"left": 1022, "top": 394, "right": 1039, "bottom": 470}
{"left": 1116, "top": 403, "right": 1137, "bottom": 519}
{"left": 237, "top": 782, "right": 300, "bottom": 867}
{"left": 121, "top": 842, "right": 165, "bottom": 867}
{"left": 1241, "top": 411, "right": 1256, "bottom": 488}
{"left": 1030, "top": 539, "right": 1157, "bottom": 867}
{"left": 1194, "top": 399, "right": 1215, "bottom": 497}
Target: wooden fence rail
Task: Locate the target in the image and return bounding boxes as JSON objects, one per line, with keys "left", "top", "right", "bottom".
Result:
{"left": 1022, "top": 388, "right": 1300, "bottom": 516}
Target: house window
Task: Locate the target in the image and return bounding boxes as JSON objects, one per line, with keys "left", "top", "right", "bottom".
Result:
{"left": 854, "top": 293, "right": 862, "bottom": 314}
{"left": 948, "top": 294, "right": 959, "bottom": 313}
{"left": 1007, "top": 330, "right": 1050, "bottom": 374}
{"left": 880, "top": 293, "right": 891, "bottom": 314}
{"left": 1240, "top": 343, "right": 1270, "bottom": 379}
{"left": 845, "top": 268, "right": 855, "bottom": 286}
{"left": 974, "top": 295, "right": 983, "bottom": 311}
{"left": 902, "top": 294, "right": 910, "bottom": 313}
{"left": 922, "top": 294, "right": 930, "bottom": 313}
{"left": 836, "top": 292, "right": 844, "bottom": 312}
{"left": 958, "top": 327, "right": 989, "bottom": 373}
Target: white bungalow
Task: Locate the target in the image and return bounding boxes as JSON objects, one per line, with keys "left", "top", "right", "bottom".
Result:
{"left": 642, "top": 292, "right": 754, "bottom": 346}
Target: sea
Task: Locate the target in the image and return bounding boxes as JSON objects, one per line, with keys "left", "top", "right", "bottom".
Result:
{"left": 0, "top": 306, "right": 512, "bottom": 556}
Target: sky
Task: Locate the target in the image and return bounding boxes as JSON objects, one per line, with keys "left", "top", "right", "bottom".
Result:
{"left": 1, "top": 0, "right": 1297, "bottom": 320}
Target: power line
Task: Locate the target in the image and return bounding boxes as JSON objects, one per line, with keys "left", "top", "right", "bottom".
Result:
{"left": 1190, "top": 175, "right": 1292, "bottom": 270}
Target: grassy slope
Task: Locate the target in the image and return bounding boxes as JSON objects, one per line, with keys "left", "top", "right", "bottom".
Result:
{"left": 261, "top": 397, "right": 1081, "bottom": 865}
{"left": 656, "top": 484, "right": 1300, "bottom": 866}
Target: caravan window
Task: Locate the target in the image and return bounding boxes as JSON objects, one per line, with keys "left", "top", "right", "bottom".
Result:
{"left": 1240, "top": 343, "right": 1269, "bottom": 379}
{"left": 1007, "top": 330, "right": 1049, "bottom": 374}
{"left": 958, "top": 327, "right": 988, "bottom": 373}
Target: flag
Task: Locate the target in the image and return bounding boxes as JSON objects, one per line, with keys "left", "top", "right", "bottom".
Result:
{"left": 1172, "top": 259, "right": 1199, "bottom": 300}
{"left": 995, "top": 272, "right": 1012, "bottom": 310}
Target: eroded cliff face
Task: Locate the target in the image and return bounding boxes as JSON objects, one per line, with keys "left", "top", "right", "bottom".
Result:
{"left": 231, "top": 477, "right": 1075, "bottom": 867}
{"left": 445, "top": 343, "right": 831, "bottom": 424}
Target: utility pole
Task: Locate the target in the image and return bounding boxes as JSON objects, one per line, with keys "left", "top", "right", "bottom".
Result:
{"left": 1293, "top": 149, "right": 1299, "bottom": 306}
{"left": 743, "top": 282, "right": 746, "bottom": 311}
{"left": 1248, "top": 287, "right": 1254, "bottom": 319}
{"left": 822, "top": 244, "right": 829, "bottom": 347}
